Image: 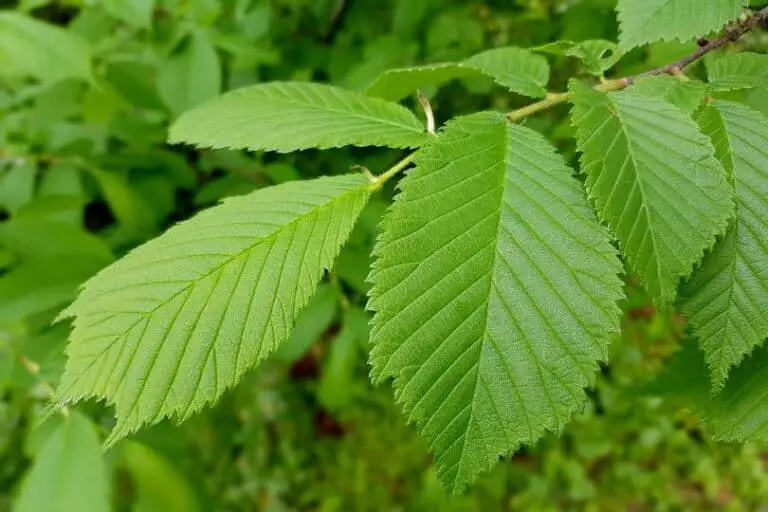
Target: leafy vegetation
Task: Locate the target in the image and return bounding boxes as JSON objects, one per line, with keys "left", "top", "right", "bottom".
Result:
{"left": 2, "top": 0, "right": 768, "bottom": 509}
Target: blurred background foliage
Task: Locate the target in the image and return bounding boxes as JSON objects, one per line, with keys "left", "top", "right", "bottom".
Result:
{"left": 2, "top": 0, "right": 768, "bottom": 510}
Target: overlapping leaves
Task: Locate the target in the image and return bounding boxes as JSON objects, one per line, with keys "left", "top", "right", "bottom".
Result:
{"left": 570, "top": 81, "right": 733, "bottom": 304}
{"left": 368, "top": 113, "right": 623, "bottom": 493}
{"left": 56, "top": 175, "right": 371, "bottom": 444}
{"left": 680, "top": 101, "right": 768, "bottom": 390}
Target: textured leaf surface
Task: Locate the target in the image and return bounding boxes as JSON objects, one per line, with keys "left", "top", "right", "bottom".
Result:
{"left": 14, "top": 412, "right": 109, "bottom": 512}
{"left": 570, "top": 81, "right": 733, "bottom": 303}
{"left": 628, "top": 76, "right": 708, "bottom": 115}
{"left": 0, "top": 12, "right": 92, "bottom": 83}
{"left": 368, "top": 113, "right": 623, "bottom": 493}
{"left": 169, "top": 82, "right": 426, "bottom": 152}
{"left": 616, "top": 0, "right": 747, "bottom": 50}
{"left": 679, "top": 101, "right": 768, "bottom": 390}
{"left": 365, "top": 47, "right": 549, "bottom": 102}
{"left": 461, "top": 47, "right": 549, "bottom": 98}
{"left": 706, "top": 52, "right": 768, "bottom": 91}
{"left": 56, "top": 175, "right": 371, "bottom": 444}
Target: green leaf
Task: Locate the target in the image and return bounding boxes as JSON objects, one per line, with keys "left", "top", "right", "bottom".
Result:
{"left": 103, "top": 0, "right": 155, "bottom": 27}
{"left": 0, "top": 12, "right": 93, "bottom": 84}
{"left": 679, "top": 101, "right": 768, "bottom": 390}
{"left": 627, "top": 75, "right": 708, "bottom": 115}
{"left": 55, "top": 174, "right": 372, "bottom": 445}
{"left": 460, "top": 47, "right": 549, "bottom": 98}
{"left": 13, "top": 412, "right": 110, "bottom": 512}
{"left": 648, "top": 339, "right": 768, "bottom": 442}
{"left": 275, "top": 283, "right": 339, "bottom": 363}
{"left": 119, "top": 441, "right": 200, "bottom": 512}
{"left": 534, "top": 40, "right": 622, "bottom": 76}
{"left": 706, "top": 52, "right": 768, "bottom": 91}
{"left": 158, "top": 31, "right": 222, "bottom": 117}
{"left": 616, "top": 0, "right": 748, "bottom": 50}
{"left": 169, "top": 81, "right": 426, "bottom": 152}
{"left": 0, "top": 218, "right": 113, "bottom": 262}
{"left": 0, "top": 160, "right": 37, "bottom": 214}
{"left": 570, "top": 81, "right": 733, "bottom": 304}
{"left": 365, "top": 47, "right": 549, "bottom": 102}
{"left": 365, "top": 63, "right": 476, "bottom": 102}
{"left": 318, "top": 307, "right": 368, "bottom": 412}
{"left": 368, "top": 113, "right": 623, "bottom": 493}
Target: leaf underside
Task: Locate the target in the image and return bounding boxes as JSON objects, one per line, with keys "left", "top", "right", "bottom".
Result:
{"left": 680, "top": 101, "right": 768, "bottom": 390}
{"left": 616, "top": 0, "right": 747, "bottom": 50}
{"left": 368, "top": 112, "right": 623, "bottom": 493}
{"left": 570, "top": 81, "right": 733, "bottom": 304}
{"left": 56, "top": 174, "right": 371, "bottom": 445}
{"left": 168, "top": 81, "right": 427, "bottom": 152}
{"left": 365, "top": 47, "right": 549, "bottom": 102}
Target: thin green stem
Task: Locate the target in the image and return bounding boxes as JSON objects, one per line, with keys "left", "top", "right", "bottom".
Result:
{"left": 370, "top": 152, "right": 417, "bottom": 191}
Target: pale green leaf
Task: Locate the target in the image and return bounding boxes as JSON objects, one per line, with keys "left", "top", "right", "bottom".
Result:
{"left": 570, "top": 81, "right": 733, "bottom": 304}
{"left": 169, "top": 81, "right": 426, "bottom": 152}
{"left": 318, "top": 307, "right": 367, "bottom": 412}
{"left": 365, "top": 47, "right": 549, "bottom": 102}
{"left": 628, "top": 75, "right": 708, "bottom": 115}
{"left": 461, "top": 47, "right": 549, "bottom": 98}
{"left": 55, "top": 174, "right": 372, "bottom": 445}
{"left": 275, "top": 283, "right": 339, "bottom": 362}
{"left": 365, "top": 63, "right": 476, "bottom": 102}
{"left": 0, "top": 12, "right": 93, "bottom": 84}
{"left": 369, "top": 113, "right": 623, "bottom": 493}
{"left": 706, "top": 52, "right": 768, "bottom": 91}
{"left": 616, "top": 0, "right": 748, "bottom": 50}
{"left": 103, "top": 0, "right": 155, "bottom": 27}
{"left": 534, "top": 40, "right": 622, "bottom": 76}
{"left": 679, "top": 101, "right": 768, "bottom": 390}
{"left": 0, "top": 160, "right": 37, "bottom": 214}
{"left": 158, "top": 31, "right": 222, "bottom": 117}
{"left": 13, "top": 412, "right": 110, "bottom": 512}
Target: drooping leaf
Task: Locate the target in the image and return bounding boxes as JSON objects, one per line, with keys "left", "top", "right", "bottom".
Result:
{"left": 616, "top": 0, "right": 748, "bottom": 50}
{"left": 368, "top": 113, "right": 623, "bottom": 493}
{"left": 461, "top": 47, "right": 549, "bottom": 98}
{"left": 534, "top": 40, "right": 622, "bottom": 76}
{"left": 0, "top": 12, "right": 93, "bottom": 84}
{"left": 706, "top": 52, "right": 768, "bottom": 91}
{"left": 275, "top": 283, "right": 339, "bottom": 363}
{"left": 365, "top": 47, "right": 549, "bottom": 102}
{"left": 627, "top": 75, "right": 708, "bottom": 115}
{"left": 157, "top": 31, "right": 222, "bottom": 117}
{"left": 365, "top": 63, "right": 476, "bottom": 102}
{"left": 169, "top": 82, "right": 426, "bottom": 152}
{"left": 679, "top": 101, "right": 768, "bottom": 390}
{"left": 570, "top": 81, "right": 733, "bottom": 304}
{"left": 13, "top": 412, "right": 110, "bottom": 512}
{"left": 56, "top": 174, "right": 372, "bottom": 445}
{"left": 318, "top": 307, "right": 368, "bottom": 412}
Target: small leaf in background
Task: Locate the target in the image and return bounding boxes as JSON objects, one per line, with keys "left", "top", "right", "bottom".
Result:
{"left": 103, "top": 0, "right": 155, "bottom": 28}
{"left": 55, "top": 174, "right": 371, "bottom": 445}
{"left": 318, "top": 307, "right": 368, "bottom": 412}
{"left": 169, "top": 81, "right": 427, "bottom": 152}
{"left": 534, "top": 40, "right": 622, "bottom": 76}
{"left": 0, "top": 12, "right": 93, "bottom": 84}
{"left": 86, "top": 166, "right": 158, "bottom": 238}
{"left": 706, "top": 52, "right": 768, "bottom": 91}
{"left": 0, "top": 160, "right": 37, "bottom": 214}
{"left": 158, "top": 30, "right": 222, "bottom": 117}
{"left": 616, "top": 0, "right": 748, "bottom": 50}
{"left": 13, "top": 411, "right": 110, "bottom": 512}
{"left": 0, "top": 218, "right": 113, "bottom": 261}
{"left": 119, "top": 441, "right": 200, "bottom": 512}
{"left": 276, "top": 283, "right": 339, "bottom": 363}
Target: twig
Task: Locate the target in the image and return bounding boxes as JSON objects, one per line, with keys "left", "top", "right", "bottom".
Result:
{"left": 506, "top": 6, "right": 768, "bottom": 120}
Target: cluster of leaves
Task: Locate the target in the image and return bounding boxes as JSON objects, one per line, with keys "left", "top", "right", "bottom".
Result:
{"left": 2, "top": 0, "right": 768, "bottom": 509}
